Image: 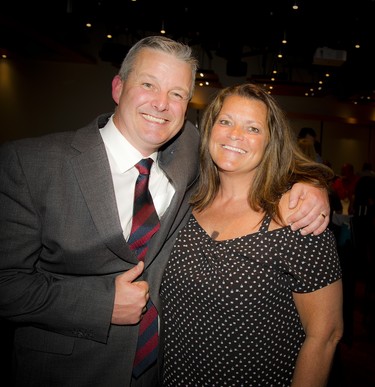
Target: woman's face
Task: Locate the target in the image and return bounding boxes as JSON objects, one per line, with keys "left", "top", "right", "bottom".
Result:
{"left": 209, "top": 94, "right": 270, "bottom": 176}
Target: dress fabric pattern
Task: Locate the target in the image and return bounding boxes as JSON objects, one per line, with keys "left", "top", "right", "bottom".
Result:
{"left": 160, "top": 214, "right": 342, "bottom": 386}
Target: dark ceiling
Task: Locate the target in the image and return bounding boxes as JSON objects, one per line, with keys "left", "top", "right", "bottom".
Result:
{"left": 2, "top": 0, "right": 375, "bottom": 103}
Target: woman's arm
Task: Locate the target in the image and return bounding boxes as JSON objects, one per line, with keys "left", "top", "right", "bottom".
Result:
{"left": 291, "top": 280, "right": 344, "bottom": 387}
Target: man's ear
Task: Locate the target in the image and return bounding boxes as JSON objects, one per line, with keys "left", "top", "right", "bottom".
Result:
{"left": 111, "top": 75, "right": 123, "bottom": 104}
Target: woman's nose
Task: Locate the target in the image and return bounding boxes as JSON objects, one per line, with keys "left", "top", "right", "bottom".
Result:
{"left": 228, "top": 126, "right": 243, "bottom": 140}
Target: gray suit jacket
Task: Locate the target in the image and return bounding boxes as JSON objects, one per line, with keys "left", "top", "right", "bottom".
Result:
{"left": 0, "top": 113, "right": 200, "bottom": 386}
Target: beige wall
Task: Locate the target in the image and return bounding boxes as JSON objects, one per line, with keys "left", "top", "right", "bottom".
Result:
{"left": 0, "top": 59, "right": 115, "bottom": 142}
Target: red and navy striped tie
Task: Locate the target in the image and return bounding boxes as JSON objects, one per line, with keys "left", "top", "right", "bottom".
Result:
{"left": 128, "top": 158, "right": 160, "bottom": 378}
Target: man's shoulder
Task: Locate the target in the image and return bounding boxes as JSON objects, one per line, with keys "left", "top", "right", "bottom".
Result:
{"left": 1, "top": 114, "right": 109, "bottom": 156}
{"left": 180, "top": 120, "right": 200, "bottom": 146}
{"left": 158, "top": 120, "right": 199, "bottom": 178}
{"left": 182, "top": 119, "right": 199, "bottom": 137}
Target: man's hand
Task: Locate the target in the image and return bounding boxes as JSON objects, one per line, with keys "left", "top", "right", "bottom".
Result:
{"left": 111, "top": 261, "right": 149, "bottom": 325}
{"left": 287, "top": 183, "right": 330, "bottom": 236}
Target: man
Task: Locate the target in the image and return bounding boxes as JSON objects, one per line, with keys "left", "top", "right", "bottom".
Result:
{"left": 0, "top": 36, "right": 329, "bottom": 386}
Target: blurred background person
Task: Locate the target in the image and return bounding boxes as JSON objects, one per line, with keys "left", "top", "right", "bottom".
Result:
{"left": 297, "top": 127, "right": 323, "bottom": 163}
{"left": 332, "top": 163, "right": 360, "bottom": 215}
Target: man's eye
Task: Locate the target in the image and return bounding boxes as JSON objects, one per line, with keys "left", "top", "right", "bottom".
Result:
{"left": 169, "top": 92, "right": 188, "bottom": 101}
{"left": 142, "top": 83, "right": 153, "bottom": 89}
{"left": 171, "top": 92, "right": 183, "bottom": 100}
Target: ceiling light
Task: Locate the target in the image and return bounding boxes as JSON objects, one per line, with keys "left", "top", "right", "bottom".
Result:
{"left": 160, "top": 20, "right": 166, "bottom": 34}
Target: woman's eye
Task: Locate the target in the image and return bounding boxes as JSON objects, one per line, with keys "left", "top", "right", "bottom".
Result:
{"left": 247, "top": 126, "right": 259, "bottom": 133}
{"left": 219, "top": 119, "right": 230, "bottom": 126}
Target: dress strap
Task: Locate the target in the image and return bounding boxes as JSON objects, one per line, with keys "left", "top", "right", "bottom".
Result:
{"left": 259, "top": 214, "right": 272, "bottom": 233}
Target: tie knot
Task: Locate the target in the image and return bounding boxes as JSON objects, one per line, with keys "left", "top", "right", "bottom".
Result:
{"left": 135, "top": 158, "right": 153, "bottom": 175}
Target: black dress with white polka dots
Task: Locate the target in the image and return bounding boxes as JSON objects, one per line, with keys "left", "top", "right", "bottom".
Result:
{"left": 160, "top": 214, "right": 342, "bottom": 386}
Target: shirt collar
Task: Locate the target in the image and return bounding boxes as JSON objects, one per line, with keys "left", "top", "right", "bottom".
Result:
{"left": 100, "top": 115, "right": 158, "bottom": 173}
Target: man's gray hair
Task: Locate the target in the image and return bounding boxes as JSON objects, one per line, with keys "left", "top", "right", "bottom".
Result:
{"left": 118, "top": 35, "right": 199, "bottom": 99}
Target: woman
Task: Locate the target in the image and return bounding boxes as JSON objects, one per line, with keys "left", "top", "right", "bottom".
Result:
{"left": 160, "top": 83, "right": 343, "bottom": 386}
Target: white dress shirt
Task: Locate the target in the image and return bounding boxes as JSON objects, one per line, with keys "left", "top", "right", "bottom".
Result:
{"left": 100, "top": 115, "right": 175, "bottom": 240}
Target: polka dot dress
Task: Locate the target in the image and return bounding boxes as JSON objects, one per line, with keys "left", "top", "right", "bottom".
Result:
{"left": 160, "top": 214, "right": 342, "bottom": 386}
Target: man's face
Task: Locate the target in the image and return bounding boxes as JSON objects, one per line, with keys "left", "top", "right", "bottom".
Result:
{"left": 112, "top": 49, "right": 193, "bottom": 156}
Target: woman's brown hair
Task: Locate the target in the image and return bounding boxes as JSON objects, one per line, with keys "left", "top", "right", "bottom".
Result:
{"left": 191, "top": 83, "right": 334, "bottom": 222}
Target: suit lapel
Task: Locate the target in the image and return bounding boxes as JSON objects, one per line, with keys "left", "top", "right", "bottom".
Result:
{"left": 144, "top": 131, "right": 196, "bottom": 265}
{"left": 68, "top": 117, "right": 198, "bottom": 267}
{"left": 70, "top": 121, "right": 137, "bottom": 264}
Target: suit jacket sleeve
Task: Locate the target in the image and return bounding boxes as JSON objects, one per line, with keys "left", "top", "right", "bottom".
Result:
{"left": 0, "top": 119, "right": 117, "bottom": 344}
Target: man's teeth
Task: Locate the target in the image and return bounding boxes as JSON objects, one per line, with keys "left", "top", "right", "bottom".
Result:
{"left": 222, "top": 145, "right": 246, "bottom": 154}
{"left": 143, "top": 114, "right": 166, "bottom": 124}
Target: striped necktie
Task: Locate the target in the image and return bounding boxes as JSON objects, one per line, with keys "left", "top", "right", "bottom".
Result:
{"left": 128, "top": 158, "right": 160, "bottom": 378}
